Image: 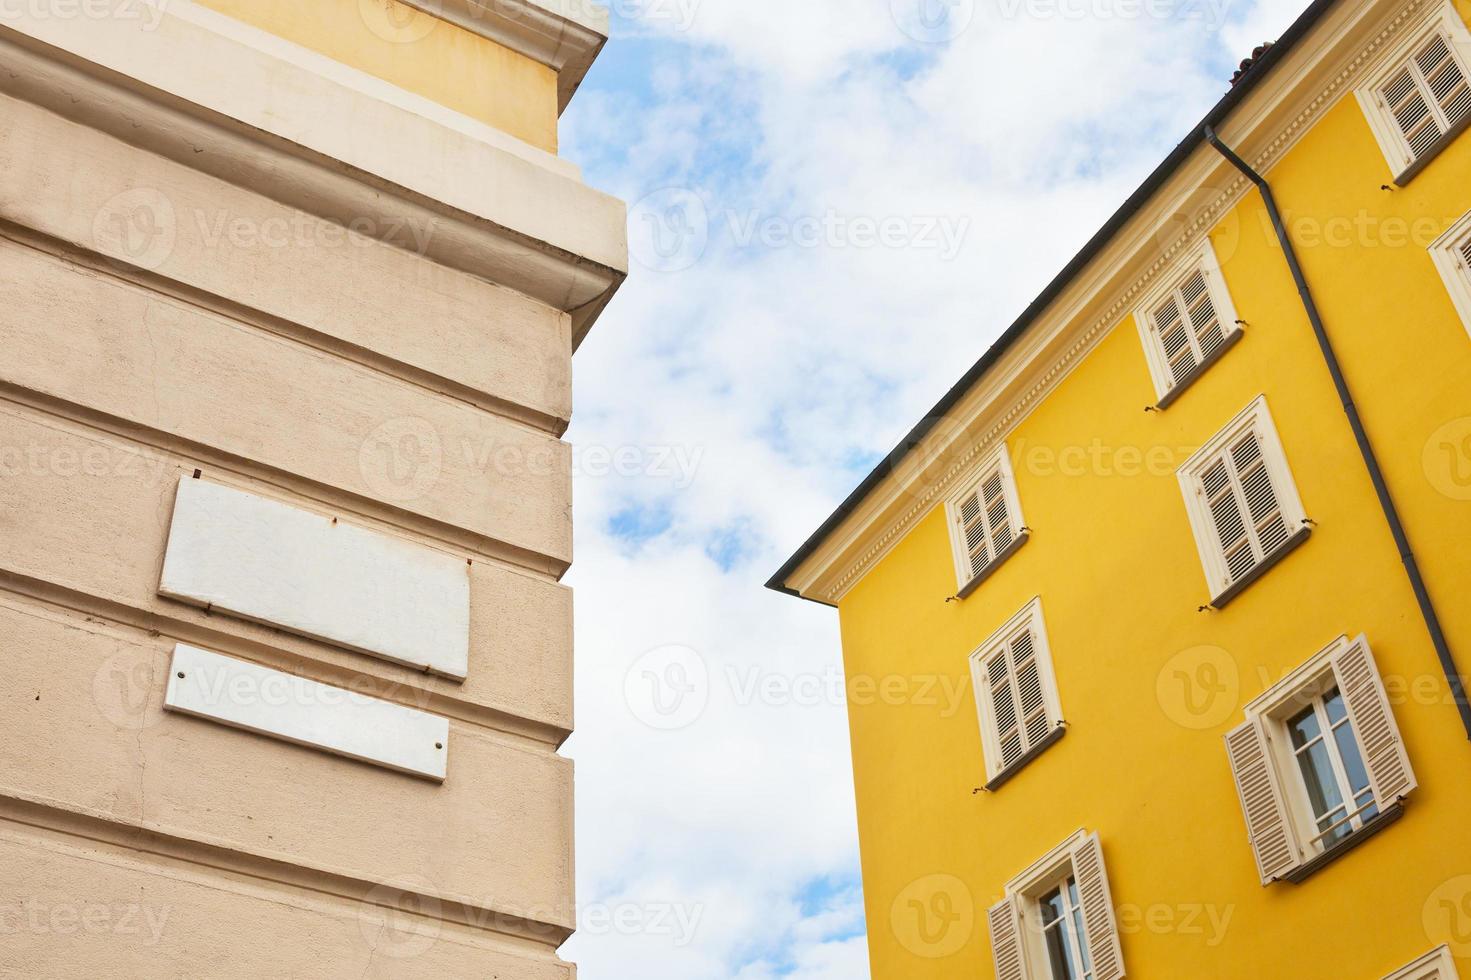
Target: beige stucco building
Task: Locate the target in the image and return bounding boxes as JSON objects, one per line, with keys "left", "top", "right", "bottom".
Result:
{"left": 0, "top": 0, "right": 626, "bottom": 975}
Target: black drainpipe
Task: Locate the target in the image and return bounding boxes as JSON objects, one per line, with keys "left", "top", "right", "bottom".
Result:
{"left": 1203, "top": 125, "right": 1471, "bottom": 740}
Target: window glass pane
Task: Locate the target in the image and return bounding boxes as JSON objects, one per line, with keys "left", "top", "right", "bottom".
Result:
{"left": 1323, "top": 687, "right": 1346, "bottom": 725}
{"left": 1071, "top": 909, "right": 1092, "bottom": 976}
{"left": 1294, "top": 737, "right": 1345, "bottom": 823}
{"left": 1041, "top": 888, "right": 1064, "bottom": 927}
{"left": 1331, "top": 717, "right": 1372, "bottom": 798}
{"left": 1287, "top": 706, "right": 1322, "bottom": 749}
{"left": 1045, "top": 921, "right": 1079, "bottom": 980}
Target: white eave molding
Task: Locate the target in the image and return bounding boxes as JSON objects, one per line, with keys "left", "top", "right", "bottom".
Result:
{"left": 402, "top": 0, "right": 610, "bottom": 113}
{"left": 0, "top": 0, "right": 627, "bottom": 348}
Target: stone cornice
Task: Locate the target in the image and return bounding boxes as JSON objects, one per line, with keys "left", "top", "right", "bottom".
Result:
{"left": 0, "top": 0, "right": 628, "bottom": 349}
{"left": 787, "top": 0, "right": 1434, "bottom": 605}
{"left": 401, "top": 0, "right": 609, "bottom": 112}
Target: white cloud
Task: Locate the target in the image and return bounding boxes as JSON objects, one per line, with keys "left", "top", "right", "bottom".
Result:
{"left": 560, "top": 1, "right": 1304, "bottom": 976}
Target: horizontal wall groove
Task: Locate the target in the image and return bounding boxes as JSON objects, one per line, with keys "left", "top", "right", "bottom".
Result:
{"left": 0, "top": 792, "right": 576, "bottom": 951}
{"left": 0, "top": 388, "right": 570, "bottom": 582}
{"left": 0, "top": 572, "right": 572, "bottom": 749}
{"left": 0, "top": 220, "right": 571, "bottom": 439}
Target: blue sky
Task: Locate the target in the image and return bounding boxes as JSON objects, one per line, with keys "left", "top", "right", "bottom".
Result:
{"left": 557, "top": 1, "right": 1309, "bottom": 976}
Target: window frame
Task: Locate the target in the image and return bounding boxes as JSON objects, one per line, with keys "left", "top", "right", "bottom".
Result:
{"left": 969, "top": 598, "right": 1066, "bottom": 787}
{"left": 1133, "top": 238, "right": 1244, "bottom": 406}
{"left": 1355, "top": 2, "right": 1471, "bottom": 184}
{"left": 993, "top": 830, "right": 1124, "bottom": 980}
{"left": 1429, "top": 209, "right": 1471, "bottom": 338}
{"left": 944, "top": 442, "right": 1027, "bottom": 596}
{"left": 1261, "top": 669, "right": 1378, "bottom": 857}
{"left": 1384, "top": 946, "right": 1460, "bottom": 980}
{"left": 1176, "top": 396, "right": 1309, "bottom": 606}
{"left": 1231, "top": 634, "right": 1418, "bottom": 883}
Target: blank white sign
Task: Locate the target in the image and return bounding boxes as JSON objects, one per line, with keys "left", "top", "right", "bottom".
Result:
{"left": 164, "top": 644, "right": 450, "bottom": 781}
{"left": 159, "top": 478, "right": 470, "bottom": 679}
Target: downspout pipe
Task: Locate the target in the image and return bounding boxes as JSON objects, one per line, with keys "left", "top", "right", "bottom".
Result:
{"left": 1203, "top": 125, "right": 1471, "bottom": 739}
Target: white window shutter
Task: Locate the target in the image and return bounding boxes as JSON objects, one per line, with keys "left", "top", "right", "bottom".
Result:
{"left": 1384, "top": 64, "right": 1444, "bottom": 157}
{"left": 987, "top": 896, "right": 1025, "bottom": 980}
{"left": 1420, "top": 35, "right": 1471, "bottom": 130}
{"left": 1459, "top": 234, "right": 1471, "bottom": 271}
{"left": 1071, "top": 833, "right": 1125, "bottom": 980}
{"left": 1382, "top": 34, "right": 1471, "bottom": 161}
{"left": 1225, "top": 718, "right": 1298, "bottom": 884}
{"left": 1331, "top": 636, "right": 1417, "bottom": 806}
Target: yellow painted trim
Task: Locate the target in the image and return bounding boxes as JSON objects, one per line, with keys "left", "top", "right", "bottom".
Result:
{"left": 197, "top": 0, "right": 559, "bottom": 152}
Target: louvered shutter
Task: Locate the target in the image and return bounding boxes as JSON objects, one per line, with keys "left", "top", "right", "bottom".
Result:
{"left": 959, "top": 488, "right": 991, "bottom": 576}
{"left": 1151, "top": 268, "right": 1226, "bottom": 390}
{"left": 955, "top": 464, "right": 1015, "bottom": 582}
{"left": 1382, "top": 34, "right": 1471, "bottom": 161}
{"left": 987, "top": 896, "right": 1025, "bottom": 980}
{"left": 1153, "top": 293, "right": 1197, "bottom": 385}
{"left": 1331, "top": 636, "right": 1417, "bottom": 807}
{"left": 1420, "top": 36, "right": 1471, "bottom": 131}
{"left": 1231, "top": 431, "right": 1290, "bottom": 555}
{"left": 1071, "top": 833, "right": 1125, "bottom": 980}
{"left": 983, "top": 626, "right": 1053, "bottom": 772}
{"left": 1198, "top": 427, "right": 1290, "bottom": 588}
{"left": 984, "top": 470, "right": 1014, "bottom": 554}
{"left": 1225, "top": 717, "right": 1298, "bottom": 885}
{"left": 1384, "top": 65, "right": 1443, "bottom": 158}
{"left": 1459, "top": 235, "right": 1471, "bottom": 272}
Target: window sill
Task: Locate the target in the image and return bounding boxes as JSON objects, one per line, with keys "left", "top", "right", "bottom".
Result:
{"left": 1209, "top": 525, "right": 1312, "bottom": 610}
{"left": 1281, "top": 802, "right": 1404, "bottom": 884}
{"left": 983, "top": 725, "right": 1066, "bottom": 792}
{"left": 954, "top": 531, "right": 1030, "bottom": 601}
{"left": 1394, "top": 115, "right": 1471, "bottom": 187}
{"left": 1154, "top": 328, "right": 1245, "bottom": 411}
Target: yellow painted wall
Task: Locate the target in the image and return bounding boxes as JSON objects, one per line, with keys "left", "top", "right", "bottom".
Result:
{"left": 837, "top": 41, "right": 1471, "bottom": 980}
{"left": 198, "top": 0, "right": 560, "bottom": 152}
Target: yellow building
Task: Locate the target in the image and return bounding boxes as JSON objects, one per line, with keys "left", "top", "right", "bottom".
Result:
{"left": 770, "top": 1, "right": 1471, "bottom": 977}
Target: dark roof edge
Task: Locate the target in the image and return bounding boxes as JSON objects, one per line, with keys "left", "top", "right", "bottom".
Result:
{"left": 766, "top": 0, "right": 1340, "bottom": 602}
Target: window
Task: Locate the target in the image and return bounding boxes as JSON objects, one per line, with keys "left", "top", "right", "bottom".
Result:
{"left": 1357, "top": 4, "right": 1471, "bottom": 181}
{"left": 1134, "top": 240, "right": 1243, "bottom": 406}
{"left": 946, "top": 444, "right": 1027, "bottom": 596}
{"left": 1284, "top": 686, "right": 1379, "bottom": 849}
{"left": 1430, "top": 210, "right": 1471, "bottom": 337}
{"left": 969, "top": 599, "right": 1065, "bottom": 787}
{"left": 1385, "top": 946, "right": 1460, "bottom": 980}
{"left": 1177, "top": 397, "right": 1309, "bottom": 606}
{"left": 989, "top": 832, "right": 1125, "bottom": 980}
{"left": 1225, "top": 635, "right": 1417, "bottom": 885}
{"left": 1040, "top": 878, "right": 1091, "bottom": 980}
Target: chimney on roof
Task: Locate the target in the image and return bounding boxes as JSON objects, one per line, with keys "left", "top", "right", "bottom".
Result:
{"left": 1231, "top": 41, "right": 1275, "bottom": 86}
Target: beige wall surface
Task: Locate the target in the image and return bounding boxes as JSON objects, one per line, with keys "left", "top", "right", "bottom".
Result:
{"left": 0, "top": 403, "right": 573, "bottom": 737}
{"left": 0, "top": 816, "right": 574, "bottom": 979}
{"left": 0, "top": 90, "right": 575, "bottom": 430}
{"left": 0, "top": 0, "right": 622, "bottom": 970}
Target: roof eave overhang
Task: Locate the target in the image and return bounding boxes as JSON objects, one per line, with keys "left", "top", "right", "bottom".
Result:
{"left": 767, "top": 0, "right": 1368, "bottom": 605}
{"left": 402, "top": 0, "right": 610, "bottom": 114}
